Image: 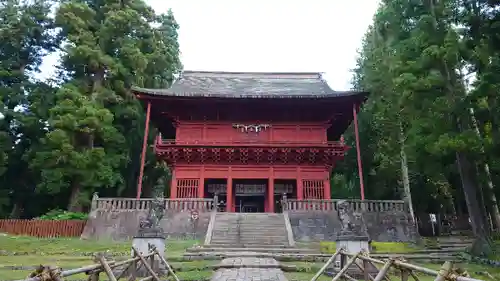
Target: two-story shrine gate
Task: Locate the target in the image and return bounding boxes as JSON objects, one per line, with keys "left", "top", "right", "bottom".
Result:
{"left": 133, "top": 71, "right": 368, "bottom": 213}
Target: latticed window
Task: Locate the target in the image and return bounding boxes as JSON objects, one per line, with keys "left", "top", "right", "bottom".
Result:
{"left": 176, "top": 179, "right": 199, "bottom": 198}
{"left": 302, "top": 180, "right": 324, "bottom": 199}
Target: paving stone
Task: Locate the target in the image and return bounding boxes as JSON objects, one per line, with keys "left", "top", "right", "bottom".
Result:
{"left": 210, "top": 258, "right": 288, "bottom": 281}
{"left": 210, "top": 267, "right": 288, "bottom": 281}
{"left": 218, "top": 257, "right": 280, "bottom": 267}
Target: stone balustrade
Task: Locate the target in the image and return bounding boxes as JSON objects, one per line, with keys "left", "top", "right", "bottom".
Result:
{"left": 90, "top": 196, "right": 214, "bottom": 212}
{"left": 89, "top": 195, "right": 405, "bottom": 213}
{"left": 283, "top": 199, "right": 407, "bottom": 212}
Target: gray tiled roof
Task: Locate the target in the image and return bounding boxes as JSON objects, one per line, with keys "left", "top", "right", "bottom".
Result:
{"left": 132, "top": 71, "right": 367, "bottom": 98}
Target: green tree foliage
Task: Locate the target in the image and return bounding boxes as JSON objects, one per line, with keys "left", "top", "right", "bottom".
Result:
{"left": 350, "top": 0, "right": 500, "bottom": 255}
{"left": 0, "top": 0, "right": 499, "bottom": 257}
{"left": 0, "top": 0, "right": 181, "bottom": 216}
{"left": 0, "top": 0, "right": 59, "bottom": 217}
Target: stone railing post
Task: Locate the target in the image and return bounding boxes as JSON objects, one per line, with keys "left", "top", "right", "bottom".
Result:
{"left": 91, "top": 192, "right": 99, "bottom": 211}
{"left": 281, "top": 193, "right": 288, "bottom": 211}
{"left": 213, "top": 195, "right": 219, "bottom": 212}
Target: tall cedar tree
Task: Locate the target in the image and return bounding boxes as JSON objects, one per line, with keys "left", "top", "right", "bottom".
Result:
{"left": 0, "top": 0, "right": 58, "bottom": 217}
{"left": 32, "top": 0, "right": 181, "bottom": 211}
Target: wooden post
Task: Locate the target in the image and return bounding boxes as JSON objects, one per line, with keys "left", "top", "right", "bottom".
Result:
{"left": 98, "top": 256, "right": 117, "bottom": 281}
{"left": 153, "top": 247, "right": 180, "bottom": 281}
{"left": 409, "top": 270, "right": 421, "bottom": 281}
{"left": 401, "top": 269, "right": 410, "bottom": 281}
{"left": 353, "top": 260, "right": 375, "bottom": 281}
{"left": 132, "top": 247, "right": 160, "bottom": 281}
{"left": 127, "top": 251, "right": 137, "bottom": 281}
{"left": 332, "top": 252, "right": 361, "bottom": 281}
{"left": 88, "top": 271, "right": 100, "bottom": 281}
{"left": 149, "top": 246, "right": 156, "bottom": 273}
{"left": 310, "top": 250, "right": 341, "bottom": 281}
{"left": 363, "top": 259, "right": 372, "bottom": 281}
{"left": 434, "top": 262, "right": 452, "bottom": 281}
{"left": 373, "top": 259, "right": 394, "bottom": 281}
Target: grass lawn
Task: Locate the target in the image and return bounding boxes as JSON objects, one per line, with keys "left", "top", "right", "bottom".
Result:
{"left": 0, "top": 235, "right": 202, "bottom": 280}
{"left": 282, "top": 261, "right": 499, "bottom": 281}
{"left": 0, "top": 235, "right": 498, "bottom": 281}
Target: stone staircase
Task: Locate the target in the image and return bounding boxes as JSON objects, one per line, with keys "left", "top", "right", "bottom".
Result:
{"left": 208, "top": 212, "right": 291, "bottom": 247}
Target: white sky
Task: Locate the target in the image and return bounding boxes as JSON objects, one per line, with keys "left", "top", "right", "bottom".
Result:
{"left": 39, "top": 0, "right": 380, "bottom": 90}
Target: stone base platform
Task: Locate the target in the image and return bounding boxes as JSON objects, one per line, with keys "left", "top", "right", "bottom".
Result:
{"left": 183, "top": 251, "right": 463, "bottom": 263}
{"left": 210, "top": 257, "right": 288, "bottom": 281}
{"left": 187, "top": 246, "right": 318, "bottom": 254}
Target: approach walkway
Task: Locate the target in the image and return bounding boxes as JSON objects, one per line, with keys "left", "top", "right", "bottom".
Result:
{"left": 210, "top": 257, "right": 288, "bottom": 281}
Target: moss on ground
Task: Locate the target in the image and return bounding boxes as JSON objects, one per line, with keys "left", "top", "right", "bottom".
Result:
{"left": 319, "top": 241, "right": 421, "bottom": 254}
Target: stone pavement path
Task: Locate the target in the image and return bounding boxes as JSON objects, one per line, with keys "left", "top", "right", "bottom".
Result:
{"left": 210, "top": 257, "right": 288, "bottom": 281}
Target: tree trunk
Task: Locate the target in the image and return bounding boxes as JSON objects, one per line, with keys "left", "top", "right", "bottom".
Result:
{"left": 9, "top": 202, "right": 22, "bottom": 219}
{"left": 468, "top": 107, "right": 500, "bottom": 231}
{"left": 68, "top": 182, "right": 83, "bottom": 212}
{"left": 455, "top": 151, "right": 492, "bottom": 256}
{"left": 399, "top": 121, "right": 415, "bottom": 223}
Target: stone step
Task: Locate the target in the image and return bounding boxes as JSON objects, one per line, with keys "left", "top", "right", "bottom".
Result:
{"left": 214, "top": 257, "right": 281, "bottom": 270}
{"left": 239, "top": 224, "right": 284, "bottom": 227}
{"left": 206, "top": 243, "right": 291, "bottom": 248}
{"left": 239, "top": 236, "right": 288, "bottom": 241}
{"left": 238, "top": 241, "right": 289, "bottom": 245}
{"left": 220, "top": 231, "right": 287, "bottom": 236}
{"left": 210, "top": 239, "right": 289, "bottom": 244}
{"left": 183, "top": 251, "right": 463, "bottom": 262}
{"left": 187, "top": 247, "right": 315, "bottom": 253}
{"left": 209, "top": 212, "right": 290, "bottom": 248}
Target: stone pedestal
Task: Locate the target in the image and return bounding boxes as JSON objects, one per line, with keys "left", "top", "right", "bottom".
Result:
{"left": 334, "top": 232, "right": 371, "bottom": 279}
{"left": 336, "top": 232, "right": 370, "bottom": 255}
{"left": 132, "top": 229, "right": 166, "bottom": 277}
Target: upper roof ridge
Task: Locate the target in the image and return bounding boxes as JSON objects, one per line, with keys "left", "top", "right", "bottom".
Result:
{"left": 181, "top": 70, "right": 323, "bottom": 79}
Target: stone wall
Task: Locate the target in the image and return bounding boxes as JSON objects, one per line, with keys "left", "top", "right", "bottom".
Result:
{"left": 286, "top": 199, "right": 417, "bottom": 242}
{"left": 81, "top": 197, "right": 213, "bottom": 241}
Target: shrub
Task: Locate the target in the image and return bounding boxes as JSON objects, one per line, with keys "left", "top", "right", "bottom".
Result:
{"left": 37, "top": 209, "right": 88, "bottom": 220}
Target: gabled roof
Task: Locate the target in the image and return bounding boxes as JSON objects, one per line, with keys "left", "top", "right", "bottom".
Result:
{"left": 132, "top": 71, "right": 368, "bottom": 99}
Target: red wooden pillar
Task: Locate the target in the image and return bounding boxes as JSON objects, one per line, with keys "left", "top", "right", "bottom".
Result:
{"left": 136, "top": 101, "right": 151, "bottom": 199}
{"left": 198, "top": 167, "right": 205, "bottom": 198}
{"left": 353, "top": 104, "right": 365, "bottom": 200}
{"left": 226, "top": 177, "right": 233, "bottom": 212}
{"left": 297, "top": 168, "right": 303, "bottom": 200}
{"left": 324, "top": 178, "right": 331, "bottom": 199}
{"left": 268, "top": 178, "right": 275, "bottom": 213}
{"left": 171, "top": 171, "right": 177, "bottom": 198}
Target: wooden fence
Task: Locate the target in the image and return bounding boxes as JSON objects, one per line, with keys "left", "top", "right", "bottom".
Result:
{"left": 312, "top": 249, "right": 482, "bottom": 281}
{"left": 0, "top": 219, "right": 86, "bottom": 237}
{"left": 19, "top": 245, "right": 179, "bottom": 281}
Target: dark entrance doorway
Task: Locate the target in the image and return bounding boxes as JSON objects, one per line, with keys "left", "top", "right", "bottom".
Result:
{"left": 274, "top": 179, "right": 297, "bottom": 213}
{"left": 205, "top": 179, "right": 227, "bottom": 212}
{"left": 233, "top": 179, "right": 267, "bottom": 213}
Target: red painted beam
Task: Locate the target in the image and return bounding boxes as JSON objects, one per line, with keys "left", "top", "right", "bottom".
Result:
{"left": 137, "top": 102, "right": 151, "bottom": 199}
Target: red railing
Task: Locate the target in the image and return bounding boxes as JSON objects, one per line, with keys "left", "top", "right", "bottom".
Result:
{"left": 0, "top": 219, "right": 86, "bottom": 237}
{"left": 156, "top": 138, "right": 346, "bottom": 148}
